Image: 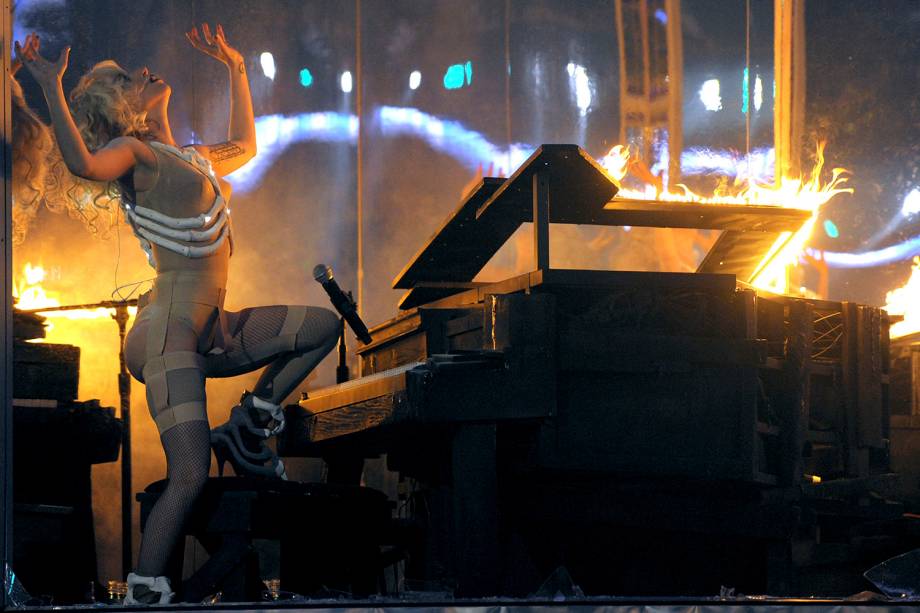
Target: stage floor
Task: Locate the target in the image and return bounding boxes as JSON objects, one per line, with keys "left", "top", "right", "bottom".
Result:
{"left": 9, "top": 596, "right": 919, "bottom": 612}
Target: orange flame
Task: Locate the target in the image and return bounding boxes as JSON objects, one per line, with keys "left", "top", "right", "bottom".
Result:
{"left": 14, "top": 262, "right": 137, "bottom": 337}
{"left": 886, "top": 256, "right": 920, "bottom": 340}
{"left": 598, "top": 144, "right": 852, "bottom": 294}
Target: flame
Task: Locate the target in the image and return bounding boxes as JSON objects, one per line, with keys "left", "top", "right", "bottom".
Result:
{"left": 598, "top": 144, "right": 852, "bottom": 294}
{"left": 598, "top": 145, "right": 630, "bottom": 183}
{"left": 886, "top": 256, "right": 920, "bottom": 339}
{"left": 14, "top": 263, "right": 137, "bottom": 334}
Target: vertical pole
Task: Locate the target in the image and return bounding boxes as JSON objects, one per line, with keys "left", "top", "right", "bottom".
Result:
{"left": 504, "top": 0, "right": 512, "bottom": 176}
{"left": 665, "top": 0, "right": 683, "bottom": 187}
{"left": 638, "top": 0, "right": 652, "bottom": 159}
{"left": 113, "top": 306, "right": 132, "bottom": 577}
{"left": 774, "top": 0, "right": 806, "bottom": 183}
{"left": 745, "top": 0, "right": 752, "bottom": 160}
{"left": 2, "top": 0, "right": 14, "bottom": 602}
{"left": 614, "top": 0, "right": 628, "bottom": 146}
{"left": 532, "top": 173, "right": 549, "bottom": 271}
{"left": 355, "top": 0, "right": 363, "bottom": 321}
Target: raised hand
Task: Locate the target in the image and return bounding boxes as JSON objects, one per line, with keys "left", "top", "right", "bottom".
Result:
{"left": 185, "top": 24, "right": 243, "bottom": 68}
{"left": 11, "top": 33, "right": 39, "bottom": 76}
{"left": 15, "top": 34, "right": 70, "bottom": 90}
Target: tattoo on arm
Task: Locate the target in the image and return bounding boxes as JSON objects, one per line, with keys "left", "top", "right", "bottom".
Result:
{"left": 210, "top": 141, "right": 245, "bottom": 162}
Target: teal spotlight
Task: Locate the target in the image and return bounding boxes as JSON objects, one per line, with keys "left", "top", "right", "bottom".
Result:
{"left": 823, "top": 219, "right": 839, "bottom": 238}
{"left": 741, "top": 67, "right": 749, "bottom": 114}
{"left": 299, "top": 68, "right": 313, "bottom": 88}
{"left": 443, "top": 64, "right": 465, "bottom": 89}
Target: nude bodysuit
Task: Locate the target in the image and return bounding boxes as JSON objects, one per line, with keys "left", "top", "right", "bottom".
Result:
{"left": 123, "top": 142, "right": 340, "bottom": 434}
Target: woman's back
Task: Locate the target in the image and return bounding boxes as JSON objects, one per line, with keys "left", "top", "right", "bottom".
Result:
{"left": 134, "top": 142, "right": 232, "bottom": 283}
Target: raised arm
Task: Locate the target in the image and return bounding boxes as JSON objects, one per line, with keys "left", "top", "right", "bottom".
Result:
{"left": 186, "top": 24, "right": 256, "bottom": 176}
{"left": 15, "top": 35, "right": 145, "bottom": 182}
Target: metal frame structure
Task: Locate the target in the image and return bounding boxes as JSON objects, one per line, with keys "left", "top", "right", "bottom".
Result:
{"left": 774, "top": 0, "right": 806, "bottom": 180}
{"left": 614, "top": 0, "right": 683, "bottom": 187}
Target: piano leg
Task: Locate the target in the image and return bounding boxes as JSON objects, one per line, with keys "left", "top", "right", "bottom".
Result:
{"left": 451, "top": 423, "right": 500, "bottom": 597}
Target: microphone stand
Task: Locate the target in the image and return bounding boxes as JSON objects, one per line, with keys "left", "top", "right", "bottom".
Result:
{"left": 325, "top": 297, "right": 364, "bottom": 485}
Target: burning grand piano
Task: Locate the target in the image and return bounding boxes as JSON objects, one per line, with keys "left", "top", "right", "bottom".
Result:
{"left": 280, "top": 145, "right": 896, "bottom": 597}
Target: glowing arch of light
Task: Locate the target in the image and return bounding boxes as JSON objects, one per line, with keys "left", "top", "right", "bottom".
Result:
{"left": 810, "top": 237, "right": 920, "bottom": 268}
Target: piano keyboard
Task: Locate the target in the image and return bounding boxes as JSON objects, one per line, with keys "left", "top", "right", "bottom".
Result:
{"left": 299, "top": 362, "right": 424, "bottom": 414}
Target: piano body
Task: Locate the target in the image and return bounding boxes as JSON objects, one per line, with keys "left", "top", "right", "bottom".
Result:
{"left": 280, "top": 145, "right": 893, "bottom": 596}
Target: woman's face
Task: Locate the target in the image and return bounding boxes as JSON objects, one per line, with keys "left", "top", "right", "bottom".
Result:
{"left": 122, "top": 66, "right": 171, "bottom": 111}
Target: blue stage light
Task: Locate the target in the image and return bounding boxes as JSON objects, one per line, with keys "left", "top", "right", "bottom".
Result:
{"left": 299, "top": 68, "right": 313, "bottom": 88}
{"left": 823, "top": 219, "right": 840, "bottom": 238}
{"left": 811, "top": 236, "right": 920, "bottom": 268}
{"left": 444, "top": 64, "right": 465, "bottom": 89}
{"left": 741, "top": 68, "right": 749, "bottom": 114}
{"left": 444, "top": 61, "right": 472, "bottom": 89}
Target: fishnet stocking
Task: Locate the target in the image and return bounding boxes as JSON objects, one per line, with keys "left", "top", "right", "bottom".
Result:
{"left": 207, "top": 306, "right": 340, "bottom": 404}
{"left": 136, "top": 420, "right": 211, "bottom": 577}
{"left": 223, "top": 306, "right": 288, "bottom": 354}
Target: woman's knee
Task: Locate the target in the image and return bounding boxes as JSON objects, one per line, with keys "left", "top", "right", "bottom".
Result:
{"left": 298, "top": 306, "right": 342, "bottom": 348}
{"left": 165, "top": 456, "right": 209, "bottom": 495}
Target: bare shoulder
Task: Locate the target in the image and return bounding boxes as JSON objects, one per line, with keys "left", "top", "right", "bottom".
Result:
{"left": 104, "top": 136, "right": 157, "bottom": 167}
{"left": 103, "top": 136, "right": 158, "bottom": 191}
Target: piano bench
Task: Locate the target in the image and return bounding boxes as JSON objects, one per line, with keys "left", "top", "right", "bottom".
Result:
{"left": 137, "top": 476, "right": 393, "bottom": 603}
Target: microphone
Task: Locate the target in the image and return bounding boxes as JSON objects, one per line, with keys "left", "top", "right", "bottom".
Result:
{"left": 313, "top": 264, "right": 373, "bottom": 345}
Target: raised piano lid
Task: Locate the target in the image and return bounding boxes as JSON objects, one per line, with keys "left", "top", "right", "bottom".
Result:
{"left": 391, "top": 177, "right": 506, "bottom": 290}
{"left": 392, "top": 143, "right": 814, "bottom": 306}
{"left": 393, "top": 145, "right": 620, "bottom": 290}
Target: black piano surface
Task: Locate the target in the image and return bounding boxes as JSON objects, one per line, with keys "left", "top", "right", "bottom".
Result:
{"left": 280, "top": 145, "right": 897, "bottom": 598}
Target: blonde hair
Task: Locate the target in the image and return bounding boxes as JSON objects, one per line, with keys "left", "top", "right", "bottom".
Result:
{"left": 11, "top": 77, "right": 54, "bottom": 244}
{"left": 41, "top": 60, "right": 148, "bottom": 238}
{"left": 11, "top": 61, "right": 150, "bottom": 243}
{"left": 68, "top": 60, "right": 149, "bottom": 150}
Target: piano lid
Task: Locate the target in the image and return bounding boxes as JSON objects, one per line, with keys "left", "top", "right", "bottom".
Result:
{"left": 394, "top": 145, "right": 619, "bottom": 289}
{"left": 393, "top": 143, "right": 813, "bottom": 293}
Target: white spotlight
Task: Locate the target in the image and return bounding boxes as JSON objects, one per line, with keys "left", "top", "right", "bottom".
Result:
{"left": 409, "top": 70, "right": 422, "bottom": 90}
{"left": 903, "top": 188, "right": 920, "bottom": 217}
{"left": 259, "top": 52, "right": 276, "bottom": 81}
{"left": 340, "top": 71, "right": 353, "bottom": 93}
{"left": 699, "top": 79, "right": 722, "bottom": 111}
{"left": 566, "top": 62, "right": 592, "bottom": 116}
{"left": 754, "top": 76, "right": 764, "bottom": 111}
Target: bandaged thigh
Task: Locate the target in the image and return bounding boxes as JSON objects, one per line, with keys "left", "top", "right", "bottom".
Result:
{"left": 285, "top": 306, "right": 341, "bottom": 353}
{"left": 142, "top": 351, "right": 208, "bottom": 435}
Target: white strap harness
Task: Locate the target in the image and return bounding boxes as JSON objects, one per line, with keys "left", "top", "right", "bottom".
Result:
{"left": 122, "top": 142, "right": 232, "bottom": 267}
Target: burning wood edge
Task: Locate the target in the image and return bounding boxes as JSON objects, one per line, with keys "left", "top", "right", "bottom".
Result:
{"left": 608, "top": 197, "right": 786, "bottom": 209}
{"left": 19, "top": 298, "right": 138, "bottom": 315}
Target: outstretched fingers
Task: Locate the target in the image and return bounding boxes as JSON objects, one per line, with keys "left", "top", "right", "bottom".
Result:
{"left": 201, "top": 23, "right": 215, "bottom": 46}
{"left": 55, "top": 46, "right": 70, "bottom": 71}
{"left": 14, "top": 35, "right": 37, "bottom": 64}
{"left": 213, "top": 24, "right": 232, "bottom": 55}
{"left": 185, "top": 24, "right": 221, "bottom": 60}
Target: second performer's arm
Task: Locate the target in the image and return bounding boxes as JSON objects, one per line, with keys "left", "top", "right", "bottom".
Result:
{"left": 186, "top": 23, "right": 256, "bottom": 176}
{"left": 15, "top": 35, "right": 147, "bottom": 182}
